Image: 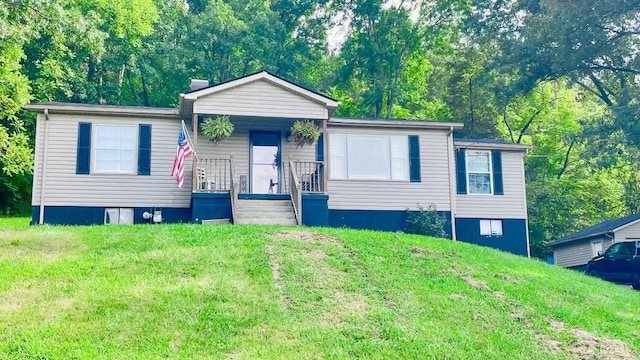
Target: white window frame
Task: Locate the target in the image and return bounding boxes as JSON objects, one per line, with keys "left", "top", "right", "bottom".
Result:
{"left": 591, "top": 240, "right": 604, "bottom": 257}
{"left": 329, "top": 134, "right": 409, "bottom": 181}
{"left": 465, "top": 150, "right": 493, "bottom": 195}
{"left": 93, "top": 124, "right": 137, "bottom": 174}
{"left": 104, "top": 208, "right": 134, "bottom": 224}
{"left": 480, "top": 219, "right": 503, "bottom": 236}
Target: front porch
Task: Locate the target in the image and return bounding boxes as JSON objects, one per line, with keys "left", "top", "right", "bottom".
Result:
{"left": 187, "top": 117, "right": 328, "bottom": 225}
{"left": 177, "top": 71, "right": 338, "bottom": 226}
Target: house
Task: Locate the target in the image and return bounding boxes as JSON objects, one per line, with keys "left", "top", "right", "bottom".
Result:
{"left": 550, "top": 213, "right": 640, "bottom": 271}
{"left": 25, "top": 71, "right": 531, "bottom": 256}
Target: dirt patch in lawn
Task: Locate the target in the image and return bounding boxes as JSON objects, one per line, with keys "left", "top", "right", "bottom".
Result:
{"left": 539, "top": 319, "right": 638, "bottom": 360}
{"left": 270, "top": 230, "right": 342, "bottom": 246}
{"left": 266, "top": 245, "right": 283, "bottom": 291}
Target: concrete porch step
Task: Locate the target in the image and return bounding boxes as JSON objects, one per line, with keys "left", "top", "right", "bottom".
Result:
{"left": 234, "top": 217, "right": 297, "bottom": 225}
{"left": 233, "top": 198, "right": 297, "bottom": 225}
{"left": 201, "top": 218, "right": 231, "bottom": 225}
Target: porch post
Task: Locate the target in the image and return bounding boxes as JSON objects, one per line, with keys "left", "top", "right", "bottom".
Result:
{"left": 192, "top": 113, "right": 198, "bottom": 192}
{"left": 322, "top": 118, "right": 328, "bottom": 193}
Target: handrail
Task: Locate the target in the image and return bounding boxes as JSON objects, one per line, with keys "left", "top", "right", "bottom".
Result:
{"left": 289, "top": 159, "right": 302, "bottom": 225}
{"left": 230, "top": 155, "right": 237, "bottom": 224}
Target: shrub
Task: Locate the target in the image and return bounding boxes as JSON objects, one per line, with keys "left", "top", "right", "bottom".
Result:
{"left": 201, "top": 115, "right": 234, "bottom": 143}
{"left": 290, "top": 120, "right": 320, "bottom": 148}
{"left": 406, "top": 203, "right": 447, "bottom": 238}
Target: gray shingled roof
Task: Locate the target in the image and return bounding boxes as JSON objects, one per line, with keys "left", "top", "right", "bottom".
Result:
{"left": 550, "top": 213, "right": 640, "bottom": 247}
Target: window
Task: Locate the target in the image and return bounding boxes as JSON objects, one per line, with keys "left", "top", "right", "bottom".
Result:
{"left": 329, "top": 134, "right": 408, "bottom": 180}
{"left": 94, "top": 125, "right": 136, "bottom": 173}
{"left": 480, "top": 219, "right": 503, "bottom": 236}
{"left": 104, "top": 208, "right": 134, "bottom": 224}
{"left": 591, "top": 240, "right": 603, "bottom": 257}
{"left": 466, "top": 151, "right": 492, "bottom": 194}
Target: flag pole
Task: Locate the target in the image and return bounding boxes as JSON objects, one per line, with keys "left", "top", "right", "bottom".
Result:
{"left": 181, "top": 119, "right": 199, "bottom": 160}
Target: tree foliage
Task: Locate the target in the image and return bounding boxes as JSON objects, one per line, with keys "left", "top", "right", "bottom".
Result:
{"left": 4, "top": 0, "right": 640, "bottom": 262}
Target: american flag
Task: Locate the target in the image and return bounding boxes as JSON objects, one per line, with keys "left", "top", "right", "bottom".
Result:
{"left": 171, "top": 128, "right": 194, "bottom": 188}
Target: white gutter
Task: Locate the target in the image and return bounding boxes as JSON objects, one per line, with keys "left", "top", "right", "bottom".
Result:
{"left": 447, "top": 126, "right": 457, "bottom": 241}
{"left": 39, "top": 109, "right": 50, "bottom": 224}
{"left": 521, "top": 150, "right": 531, "bottom": 257}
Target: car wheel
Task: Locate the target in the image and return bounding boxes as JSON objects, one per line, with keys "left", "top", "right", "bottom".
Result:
{"left": 633, "top": 283, "right": 640, "bottom": 291}
{"left": 588, "top": 269, "right": 599, "bottom": 277}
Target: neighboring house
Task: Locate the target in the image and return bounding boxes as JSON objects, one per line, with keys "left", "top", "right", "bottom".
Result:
{"left": 25, "top": 70, "right": 531, "bottom": 256}
{"left": 550, "top": 213, "right": 640, "bottom": 271}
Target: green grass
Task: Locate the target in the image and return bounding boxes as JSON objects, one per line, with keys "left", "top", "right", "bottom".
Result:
{"left": 1, "top": 217, "right": 639, "bottom": 359}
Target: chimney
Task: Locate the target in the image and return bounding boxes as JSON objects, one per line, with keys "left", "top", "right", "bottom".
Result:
{"left": 190, "top": 79, "right": 209, "bottom": 91}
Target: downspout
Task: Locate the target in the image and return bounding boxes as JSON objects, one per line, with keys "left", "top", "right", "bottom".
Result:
{"left": 447, "top": 126, "right": 457, "bottom": 240}
{"left": 522, "top": 149, "right": 531, "bottom": 258}
{"left": 322, "top": 118, "right": 328, "bottom": 193}
{"left": 39, "top": 109, "right": 50, "bottom": 224}
{"left": 192, "top": 112, "right": 198, "bottom": 192}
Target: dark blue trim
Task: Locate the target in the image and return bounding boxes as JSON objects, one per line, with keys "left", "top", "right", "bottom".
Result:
{"left": 238, "top": 193, "right": 290, "bottom": 200}
{"left": 31, "top": 206, "right": 40, "bottom": 225}
{"left": 492, "top": 150, "right": 503, "bottom": 195}
{"left": 302, "top": 194, "right": 328, "bottom": 226}
{"left": 329, "top": 209, "right": 452, "bottom": 237}
{"left": 30, "top": 206, "right": 191, "bottom": 225}
{"left": 135, "top": 207, "right": 191, "bottom": 224}
{"left": 455, "top": 218, "right": 528, "bottom": 256}
{"left": 456, "top": 148, "right": 466, "bottom": 194}
{"left": 316, "top": 133, "right": 324, "bottom": 162}
{"left": 76, "top": 122, "right": 91, "bottom": 175}
{"left": 249, "top": 131, "right": 282, "bottom": 193}
{"left": 138, "top": 124, "right": 152, "bottom": 175}
{"left": 409, "top": 135, "right": 421, "bottom": 182}
{"left": 191, "top": 192, "right": 232, "bottom": 223}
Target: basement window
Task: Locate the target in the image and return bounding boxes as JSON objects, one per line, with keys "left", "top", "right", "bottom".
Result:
{"left": 480, "top": 219, "right": 503, "bottom": 236}
{"left": 105, "top": 208, "right": 134, "bottom": 224}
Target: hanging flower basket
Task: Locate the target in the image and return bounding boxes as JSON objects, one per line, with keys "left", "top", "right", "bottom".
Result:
{"left": 200, "top": 115, "right": 234, "bottom": 143}
{"left": 290, "top": 120, "right": 320, "bottom": 148}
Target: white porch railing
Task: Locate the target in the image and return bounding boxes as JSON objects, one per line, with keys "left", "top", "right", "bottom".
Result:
{"left": 196, "top": 158, "right": 232, "bottom": 192}
{"left": 289, "top": 160, "right": 302, "bottom": 225}
{"left": 229, "top": 156, "right": 237, "bottom": 223}
{"left": 291, "top": 160, "right": 324, "bottom": 193}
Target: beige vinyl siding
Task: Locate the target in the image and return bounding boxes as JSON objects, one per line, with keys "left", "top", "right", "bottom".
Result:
{"left": 456, "top": 151, "right": 527, "bottom": 219}
{"left": 193, "top": 80, "right": 328, "bottom": 119}
{"left": 614, "top": 220, "right": 640, "bottom": 242}
{"left": 554, "top": 237, "right": 613, "bottom": 268}
{"left": 194, "top": 117, "right": 316, "bottom": 191}
{"left": 326, "top": 127, "right": 452, "bottom": 211}
{"left": 32, "top": 113, "right": 191, "bottom": 208}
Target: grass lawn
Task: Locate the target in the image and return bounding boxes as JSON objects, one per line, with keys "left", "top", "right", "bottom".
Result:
{"left": 1, "top": 217, "right": 639, "bottom": 359}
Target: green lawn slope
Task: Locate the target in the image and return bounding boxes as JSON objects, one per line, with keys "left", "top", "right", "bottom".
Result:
{"left": 1, "top": 218, "right": 639, "bottom": 359}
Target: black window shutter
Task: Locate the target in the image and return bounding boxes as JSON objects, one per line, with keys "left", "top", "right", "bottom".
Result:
{"left": 456, "top": 148, "right": 467, "bottom": 194}
{"left": 138, "top": 124, "right": 152, "bottom": 175}
{"left": 408, "top": 135, "right": 421, "bottom": 182}
{"left": 316, "top": 133, "right": 324, "bottom": 162}
{"left": 76, "top": 122, "right": 91, "bottom": 174}
{"left": 492, "top": 150, "right": 503, "bottom": 195}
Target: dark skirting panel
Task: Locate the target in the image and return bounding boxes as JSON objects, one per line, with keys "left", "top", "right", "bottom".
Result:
{"left": 329, "top": 209, "right": 452, "bottom": 238}
{"left": 455, "top": 218, "right": 528, "bottom": 256}
{"left": 302, "top": 194, "right": 329, "bottom": 226}
{"left": 191, "top": 192, "right": 232, "bottom": 223}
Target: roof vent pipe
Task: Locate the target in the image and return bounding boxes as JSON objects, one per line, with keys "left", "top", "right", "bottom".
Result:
{"left": 190, "top": 79, "right": 209, "bottom": 91}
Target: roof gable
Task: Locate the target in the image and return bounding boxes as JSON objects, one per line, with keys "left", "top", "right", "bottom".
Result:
{"left": 181, "top": 70, "right": 339, "bottom": 108}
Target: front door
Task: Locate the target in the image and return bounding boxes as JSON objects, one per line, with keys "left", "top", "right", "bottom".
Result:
{"left": 249, "top": 131, "right": 281, "bottom": 194}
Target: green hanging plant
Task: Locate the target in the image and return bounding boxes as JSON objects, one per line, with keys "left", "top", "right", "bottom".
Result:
{"left": 290, "top": 120, "right": 320, "bottom": 148}
{"left": 200, "top": 115, "right": 234, "bottom": 143}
